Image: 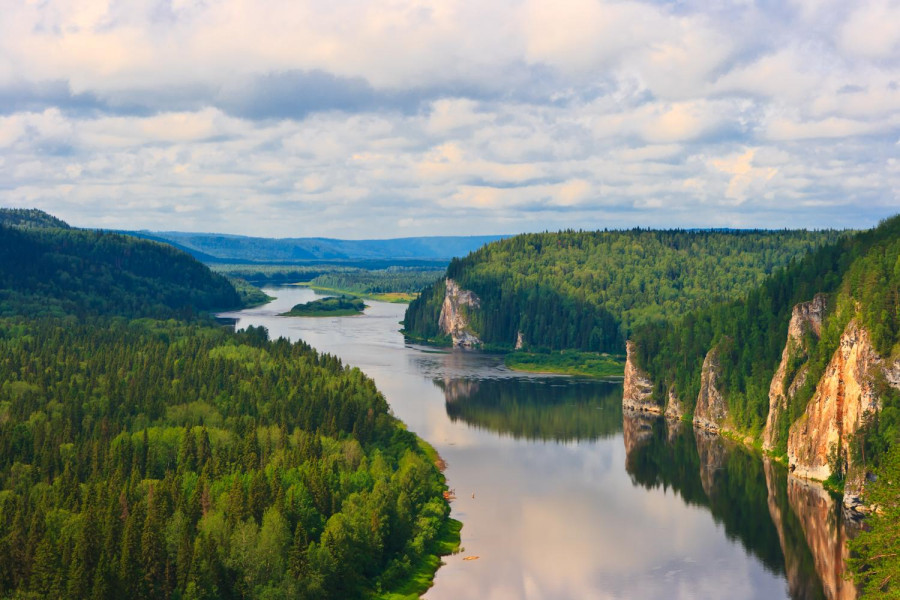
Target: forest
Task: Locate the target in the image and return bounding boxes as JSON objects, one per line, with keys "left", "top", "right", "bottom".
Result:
{"left": 0, "top": 217, "right": 241, "bottom": 320}
{"left": 403, "top": 229, "right": 845, "bottom": 353}
{"left": 282, "top": 296, "right": 367, "bottom": 317}
{"left": 630, "top": 216, "right": 900, "bottom": 450}
{"left": 0, "top": 210, "right": 454, "bottom": 599}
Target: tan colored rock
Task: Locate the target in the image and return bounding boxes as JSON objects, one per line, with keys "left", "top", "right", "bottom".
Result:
{"left": 693, "top": 345, "right": 729, "bottom": 433}
{"left": 764, "top": 295, "right": 827, "bottom": 452}
{"left": 623, "top": 341, "right": 661, "bottom": 414}
{"left": 515, "top": 331, "right": 524, "bottom": 350}
{"left": 788, "top": 321, "right": 884, "bottom": 481}
{"left": 438, "top": 278, "right": 482, "bottom": 348}
{"left": 664, "top": 387, "right": 684, "bottom": 420}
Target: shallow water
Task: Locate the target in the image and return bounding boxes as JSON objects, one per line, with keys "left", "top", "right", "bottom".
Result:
{"left": 220, "top": 287, "right": 854, "bottom": 600}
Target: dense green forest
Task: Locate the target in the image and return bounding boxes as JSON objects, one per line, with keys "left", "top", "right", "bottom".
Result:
{"left": 0, "top": 215, "right": 241, "bottom": 319}
{"left": 404, "top": 229, "right": 844, "bottom": 352}
{"left": 0, "top": 209, "right": 454, "bottom": 599}
{"left": 0, "top": 209, "right": 70, "bottom": 230}
{"left": 0, "top": 320, "right": 450, "bottom": 599}
{"left": 630, "top": 216, "right": 900, "bottom": 447}
{"left": 283, "top": 296, "right": 366, "bottom": 317}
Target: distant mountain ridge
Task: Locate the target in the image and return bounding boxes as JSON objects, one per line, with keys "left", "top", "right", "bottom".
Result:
{"left": 125, "top": 230, "right": 509, "bottom": 263}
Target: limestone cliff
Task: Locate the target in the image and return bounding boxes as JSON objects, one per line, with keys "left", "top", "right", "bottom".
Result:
{"left": 787, "top": 320, "right": 893, "bottom": 482}
{"left": 622, "top": 340, "right": 661, "bottom": 414}
{"left": 693, "top": 345, "right": 730, "bottom": 433}
{"left": 665, "top": 387, "right": 684, "bottom": 420}
{"left": 763, "top": 295, "right": 827, "bottom": 452}
{"left": 438, "top": 279, "right": 482, "bottom": 348}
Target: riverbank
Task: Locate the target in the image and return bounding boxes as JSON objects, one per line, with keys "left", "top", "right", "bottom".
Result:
{"left": 375, "top": 438, "right": 462, "bottom": 599}
{"left": 505, "top": 350, "right": 625, "bottom": 378}
{"left": 298, "top": 282, "right": 418, "bottom": 303}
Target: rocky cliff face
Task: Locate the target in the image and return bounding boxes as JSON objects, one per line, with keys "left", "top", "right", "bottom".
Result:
{"left": 438, "top": 278, "right": 482, "bottom": 348}
{"left": 788, "top": 320, "right": 887, "bottom": 482}
{"left": 693, "top": 345, "right": 729, "bottom": 433}
{"left": 623, "top": 340, "right": 661, "bottom": 413}
{"left": 665, "top": 387, "right": 684, "bottom": 420}
{"left": 763, "top": 295, "right": 827, "bottom": 452}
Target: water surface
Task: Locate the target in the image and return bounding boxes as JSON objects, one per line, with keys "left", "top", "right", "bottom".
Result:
{"left": 220, "top": 287, "right": 854, "bottom": 600}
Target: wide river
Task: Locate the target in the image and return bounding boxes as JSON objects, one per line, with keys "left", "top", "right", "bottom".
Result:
{"left": 221, "top": 287, "right": 856, "bottom": 600}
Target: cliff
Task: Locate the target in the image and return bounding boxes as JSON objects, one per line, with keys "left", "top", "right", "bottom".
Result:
{"left": 787, "top": 320, "right": 891, "bottom": 482}
{"left": 763, "top": 295, "right": 827, "bottom": 451}
{"left": 438, "top": 278, "right": 482, "bottom": 347}
{"left": 665, "top": 387, "right": 684, "bottom": 420}
{"left": 622, "top": 340, "right": 660, "bottom": 413}
{"left": 693, "top": 345, "right": 730, "bottom": 433}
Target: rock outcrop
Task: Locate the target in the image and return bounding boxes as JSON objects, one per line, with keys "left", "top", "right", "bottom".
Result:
{"left": 788, "top": 320, "right": 889, "bottom": 482}
{"left": 693, "top": 345, "right": 729, "bottom": 433}
{"left": 665, "top": 387, "right": 684, "bottom": 420}
{"left": 438, "top": 279, "right": 482, "bottom": 348}
{"left": 763, "top": 295, "right": 827, "bottom": 452}
{"left": 623, "top": 341, "right": 661, "bottom": 414}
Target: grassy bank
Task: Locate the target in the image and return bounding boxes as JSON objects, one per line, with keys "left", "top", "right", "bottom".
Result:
{"left": 299, "top": 283, "right": 418, "bottom": 303}
{"left": 505, "top": 350, "right": 625, "bottom": 378}
{"left": 375, "top": 518, "right": 463, "bottom": 600}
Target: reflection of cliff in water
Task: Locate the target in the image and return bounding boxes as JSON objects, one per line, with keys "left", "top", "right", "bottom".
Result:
{"left": 785, "top": 475, "right": 858, "bottom": 600}
{"left": 623, "top": 412, "right": 827, "bottom": 598}
{"left": 764, "top": 458, "right": 829, "bottom": 600}
{"left": 439, "top": 378, "right": 623, "bottom": 441}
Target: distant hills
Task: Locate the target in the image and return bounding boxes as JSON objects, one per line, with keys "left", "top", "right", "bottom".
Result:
{"left": 125, "top": 230, "right": 509, "bottom": 264}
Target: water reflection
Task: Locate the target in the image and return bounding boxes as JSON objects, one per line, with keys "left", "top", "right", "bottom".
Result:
{"left": 439, "top": 377, "right": 624, "bottom": 441}
{"left": 623, "top": 410, "right": 859, "bottom": 600}
{"left": 220, "top": 287, "right": 858, "bottom": 600}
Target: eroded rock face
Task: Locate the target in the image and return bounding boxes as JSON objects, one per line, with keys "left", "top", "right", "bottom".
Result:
{"left": 788, "top": 321, "right": 885, "bottom": 481}
{"left": 665, "top": 387, "right": 684, "bottom": 420}
{"left": 694, "top": 346, "right": 729, "bottom": 433}
{"left": 764, "top": 295, "right": 827, "bottom": 452}
{"left": 438, "top": 279, "right": 482, "bottom": 348}
{"left": 623, "top": 341, "right": 661, "bottom": 414}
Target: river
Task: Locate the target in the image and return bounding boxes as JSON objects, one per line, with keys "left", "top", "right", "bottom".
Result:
{"left": 219, "top": 286, "right": 856, "bottom": 600}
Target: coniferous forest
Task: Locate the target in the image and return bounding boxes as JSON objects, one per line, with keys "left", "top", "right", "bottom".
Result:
{"left": 403, "top": 229, "right": 845, "bottom": 351}
{"left": 0, "top": 210, "right": 452, "bottom": 599}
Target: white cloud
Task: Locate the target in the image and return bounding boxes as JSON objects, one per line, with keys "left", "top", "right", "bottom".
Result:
{"left": 0, "top": 0, "right": 898, "bottom": 235}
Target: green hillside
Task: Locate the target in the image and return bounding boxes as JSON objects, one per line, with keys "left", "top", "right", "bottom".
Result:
{"left": 631, "top": 215, "right": 900, "bottom": 444}
{"left": 404, "top": 229, "right": 845, "bottom": 352}
{"left": 0, "top": 223, "right": 242, "bottom": 318}
{"left": 0, "top": 210, "right": 456, "bottom": 599}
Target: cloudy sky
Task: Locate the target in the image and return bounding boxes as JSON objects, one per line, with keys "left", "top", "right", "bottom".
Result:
{"left": 1, "top": 0, "right": 899, "bottom": 237}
